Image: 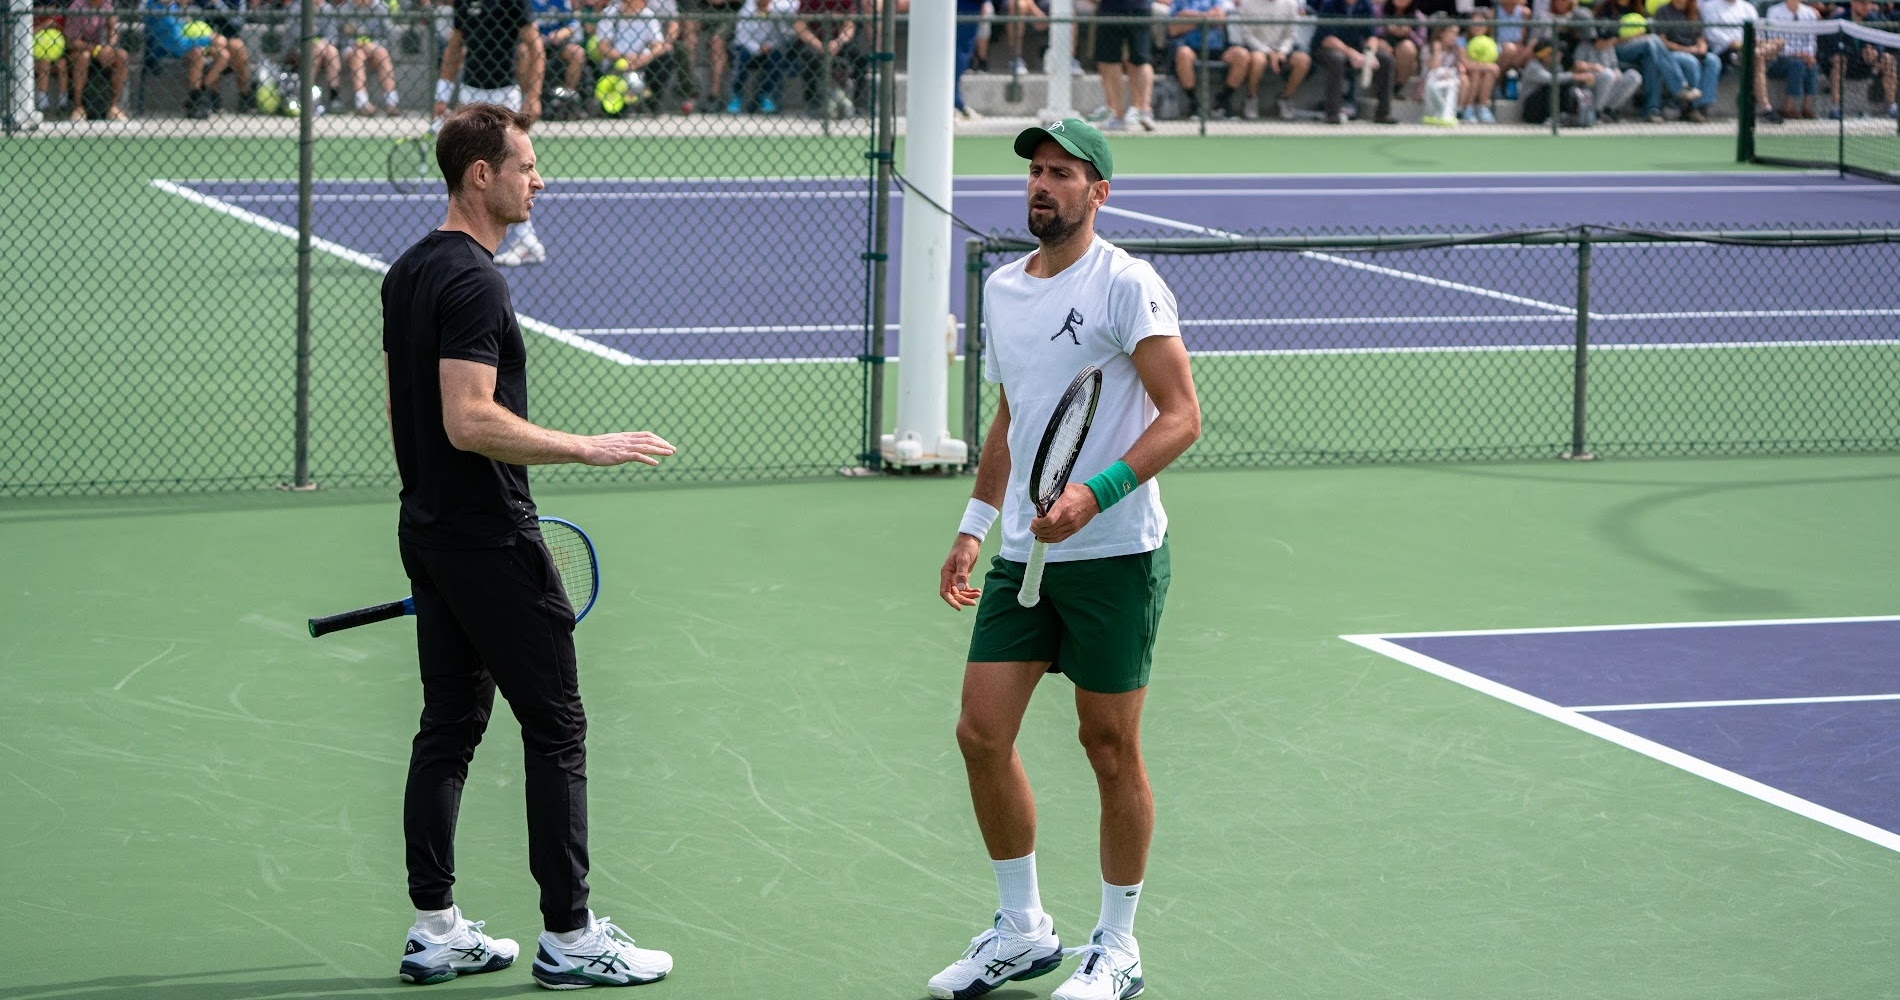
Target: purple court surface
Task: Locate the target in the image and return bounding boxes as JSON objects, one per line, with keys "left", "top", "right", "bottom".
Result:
{"left": 157, "top": 172, "right": 1900, "bottom": 363}
{"left": 1345, "top": 617, "right": 1900, "bottom": 853}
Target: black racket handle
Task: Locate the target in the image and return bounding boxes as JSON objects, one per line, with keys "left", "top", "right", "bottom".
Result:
{"left": 308, "top": 599, "right": 411, "bottom": 638}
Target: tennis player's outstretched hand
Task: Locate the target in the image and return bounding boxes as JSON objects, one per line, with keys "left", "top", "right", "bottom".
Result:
{"left": 940, "top": 534, "right": 983, "bottom": 610}
{"left": 1030, "top": 483, "right": 1100, "bottom": 544}
{"left": 578, "top": 431, "right": 676, "bottom": 467}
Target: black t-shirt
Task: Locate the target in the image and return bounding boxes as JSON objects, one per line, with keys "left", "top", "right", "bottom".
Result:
{"left": 383, "top": 229, "right": 536, "bottom": 548}
{"left": 455, "top": 0, "right": 531, "bottom": 90}
{"left": 1648, "top": 4, "right": 1700, "bottom": 48}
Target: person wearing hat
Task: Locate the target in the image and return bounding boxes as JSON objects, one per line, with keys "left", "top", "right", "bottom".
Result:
{"left": 929, "top": 118, "right": 1201, "bottom": 1000}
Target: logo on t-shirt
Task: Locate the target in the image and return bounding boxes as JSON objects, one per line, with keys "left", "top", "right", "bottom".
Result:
{"left": 1052, "top": 307, "right": 1084, "bottom": 345}
{"left": 1150, "top": 300, "right": 1158, "bottom": 315}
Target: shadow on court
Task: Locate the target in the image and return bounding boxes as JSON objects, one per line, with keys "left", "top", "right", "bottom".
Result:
{"left": 0, "top": 965, "right": 536, "bottom": 1000}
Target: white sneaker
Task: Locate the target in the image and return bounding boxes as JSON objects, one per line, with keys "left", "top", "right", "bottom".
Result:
{"left": 1242, "top": 95, "right": 1259, "bottom": 119}
{"left": 1051, "top": 931, "right": 1143, "bottom": 1000}
{"left": 493, "top": 238, "right": 548, "bottom": 267}
{"left": 1277, "top": 96, "right": 1294, "bottom": 119}
{"left": 1085, "top": 104, "right": 1113, "bottom": 122}
{"left": 398, "top": 908, "right": 519, "bottom": 985}
{"left": 1133, "top": 108, "right": 1155, "bottom": 131}
{"left": 532, "top": 913, "right": 672, "bottom": 989}
{"left": 926, "top": 911, "right": 1064, "bottom": 999}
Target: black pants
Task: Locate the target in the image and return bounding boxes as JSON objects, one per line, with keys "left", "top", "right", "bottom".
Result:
{"left": 1320, "top": 46, "right": 1394, "bottom": 119}
{"left": 399, "top": 536, "right": 590, "bottom": 933}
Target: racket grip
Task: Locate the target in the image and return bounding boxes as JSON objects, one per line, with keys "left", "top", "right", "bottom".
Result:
{"left": 1018, "top": 542, "right": 1049, "bottom": 608}
{"left": 308, "top": 597, "right": 414, "bottom": 638}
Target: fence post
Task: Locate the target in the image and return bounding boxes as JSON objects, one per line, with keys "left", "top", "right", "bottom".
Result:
{"left": 1737, "top": 20, "right": 1755, "bottom": 162}
{"left": 290, "top": 0, "right": 317, "bottom": 489}
{"left": 1548, "top": 25, "right": 1560, "bottom": 136}
{"left": 963, "top": 238, "right": 986, "bottom": 472}
{"left": 861, "top": 0, "right": 897, "bottom": 471}
{"left": 1198, "top": 31, "right": 1209, "bottom": 134}
{"left": 1564, "top": 227, "right": 1595, "bottom": 460}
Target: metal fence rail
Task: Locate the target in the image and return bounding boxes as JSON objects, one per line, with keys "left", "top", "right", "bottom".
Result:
{"left": 964, "top": 227, "right": 1900, "bottom": 468}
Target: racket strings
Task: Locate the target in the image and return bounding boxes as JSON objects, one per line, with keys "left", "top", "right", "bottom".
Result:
{"left": 543, "top": 526, "right": 597, "bottom": 609}
{"left": 1036, "top": 383, "right": 1099, "bottom": 505}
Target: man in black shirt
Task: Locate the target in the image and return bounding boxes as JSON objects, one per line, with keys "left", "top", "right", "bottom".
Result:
{"left": 434, "top": 0, "right": 550, "bottom": 265}
{"left": 381, "top": 102, "right": 677, "bottom": 989}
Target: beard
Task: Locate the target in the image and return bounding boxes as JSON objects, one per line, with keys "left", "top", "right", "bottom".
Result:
{"left": 1027, "top": 202, "right": 1083, "bottom": 245}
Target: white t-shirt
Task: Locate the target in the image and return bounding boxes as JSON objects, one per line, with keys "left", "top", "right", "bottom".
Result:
{"left": 1234, "top": 0, "right": 1305, "bottom": 54}
{"left": 1764, "top": 0, "right": 1818, "bottom": 56}
{"left": 1698, "top": 0, "right": 1756, "bottom": 53}
{"left": 598, "top": 8, "right": 667, "bottom": 54}
{"left": 982, "top": 236, "right": 1181, "bottom": 564}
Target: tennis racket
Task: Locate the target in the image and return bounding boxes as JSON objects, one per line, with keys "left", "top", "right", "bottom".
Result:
{"left": 1018, "top": 365, "right": 1103, "bottom": 608}
{"left": 307, "top": 517, "right": 600, "bottom": 637}
{"left": 387, "top": 128, "right": 434, "bottom": 194}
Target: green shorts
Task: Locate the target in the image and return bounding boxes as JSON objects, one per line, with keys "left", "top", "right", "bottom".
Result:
{"left": 966, "top": 539, "right": 1171, "bottom": 694}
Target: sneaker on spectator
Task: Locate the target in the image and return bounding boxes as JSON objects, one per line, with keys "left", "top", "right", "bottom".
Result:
{"left": 1644, "top": 109, "right": 1665, "bottom": 123}
{"left": 1010, "top": 56, "right": 1028, "bottom": 75}
{"left": 532, "top": 913, "right": 671, "bottom": 989}
{"left": 1458, "top": 105, "right": 1476, "bottom": 122}
{"left": 1685, "top": 106, "right": 1708, "bottom": 123}
{"left": 727, "top": 96, "right": 742, "bottom": 113}
{"left": 1826, "top": 105, "right": 1842, "bottom": 120}
{"left": 926, "top": 911, "right": 1064, "bottom": 1000}
{"left": 1242, "top": 95, "right": 1259, "bottom": 119}
{"left": 1476, "top": 105, "right": 1495, "bottom": 123}
{"left": 1070, "top": 57, "right": 1084, "bottom": 75}
{"left": 398, "top": 908, "right": 518, "bottom": 985}
{"left": 1277, "top": 96, "right": 1294, "bottom": 119}
{"left": 760, "top": 96, "right": 778, "bottom": 114}
{"left": 494, "top": 238, "right": 548, "bottom": 267}
{"left": 1104, "top": 115, "right": 1126, "bottom": 131}
{"left": 1886, "top": 103, "right": 1898, "bottom": 119}
{"left": 1085, "top": 104, "right": 1113, "bottom": 122}
{"left": 1756, "top": 105, "right": 1783, "bottom": 123}
{"left": 1134, "top": 107, "right": 1155, "bottom": 130}
{"left": 1676, "top": 86, "right": 1701, "bottom": 103}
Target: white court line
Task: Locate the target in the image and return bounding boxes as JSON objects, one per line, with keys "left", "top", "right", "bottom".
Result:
{"left": 1341, "top": 626, "right": 1900, "bottom": 855}
{"left": 1572, "top": 693, "right": 1900, "bottom": 713}
{"left": 215, "top": 189, "right": 872, "bottom": 203}
{"left": 974, "top": 183, "right": 1892, "bottom": 198}
{"left": 1361, "top": 614, "right": 1900, "bottom": 640}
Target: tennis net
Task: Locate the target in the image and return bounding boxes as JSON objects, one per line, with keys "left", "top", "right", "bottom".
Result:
{"left": 1743, "top": 15, "right": 1900, "bottom": 180}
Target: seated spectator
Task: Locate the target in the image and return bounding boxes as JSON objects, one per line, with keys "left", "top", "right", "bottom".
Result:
{"left": 594, "top": 0, "right": 688, "bottom": 111}
{"left": 146, "top": 0, "right": 233, "bottom": 118}
{"left": 1168, "top": 0, "right": 1249, "bottom": 117}
{"left": 703, "top": 0, "right": 743, "bottom": 114}
{"left": 1650, "top": 0, "right": 1718, "bottom": 120}
{"left": 1090, "top": 0, "right": 1156, "bottom": 128}
{"left": 1491, "top": 0, "right": 1533, "bottom": 83}
{"left": 1591, "top": 0, "right": 1697, "bottom": 123}
{"left": 62, "top": 0, "right": 127, "bottom": 120}
{"left": 335, "top": 0, "right": 400, "bottom": 115}
{"left": 288, "top": 0, "right": 344, "bottom": 115}
{"left": 1459, "top": 9, "right": 1501, "bottom": 121}
{"left": 1825, "top": 0, "right": 1898, "bottom": 118}
{"left": 1235, "top": 0, "right": 1312, "bottom": 118}
{"left": 792, "top": 0, "right": 865, "bottom": 119}
{"left": 534, "top": 0, "right": 589, "bottom": 100}
{"left": 1375, "top": 0, "right": 1424, "bottom": 98}
{"left": 1005, "top": 0, "right": 1047, "bottom": 74}
{"left": 199, "top": 0, "right": 255, "bottom": 112}
{"left": 1419, "top": 15, "right": 1462, "bottom": 122}
{"left": 34, "top": 8, "right": 69, "bottom": 115}
{"left": 1762, "top": 0, "right": 1820, "bottom": 118}
{"left": 1311, "top": 0, "right": 1395, "bottom": 122}
{"left": 728, "top": 0, "right": 797, "bottom": 111}
{"left": 1698, "top": 0, "right": 1776, "bottom": 121}
{"left": 1535, "top": 0, "right": 1642, "bottom": 116}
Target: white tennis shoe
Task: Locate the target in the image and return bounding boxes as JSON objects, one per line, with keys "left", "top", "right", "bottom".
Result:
{"left": 397, "top": 907, "right": 518, "bottom": 985}
{"left": 494, "top": 238, "right": 548, "bottom": 267}
{"left": 1051, "top": 930, "right": 1143, "bottom": 1000}
{"left": 926, "top": 910, "right": 1064, "bottom": 999}
{"left": 532, "top": 913, "right": 672, "bottom": 989}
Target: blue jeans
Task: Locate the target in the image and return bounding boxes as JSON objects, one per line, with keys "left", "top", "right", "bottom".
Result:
{"left": 1768, "top": 55, "right": 1819, "bottom": 99}
{"left": 1614, "top": 35, "right": 1686, "bottom": 113}
{"left": 1665, "top": 49, "right": 1720, "bottom": 108}
{"left": 730, "top": 47, "right": 788, "bottom": 109}
{"left": 954, "top": 20, "right": 979, "bottom": 111}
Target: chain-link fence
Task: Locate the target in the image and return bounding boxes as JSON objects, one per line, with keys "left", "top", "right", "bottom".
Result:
{"left": 2, "top": 3, "right": 886, "bottom": 495}
{"left": 964, "top": 227, "right": 1900, "bottom": 466}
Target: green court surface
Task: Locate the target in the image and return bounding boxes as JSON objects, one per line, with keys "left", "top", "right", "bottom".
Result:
{"left": 4, "top": 454, "right": 1899, "bottom": 999}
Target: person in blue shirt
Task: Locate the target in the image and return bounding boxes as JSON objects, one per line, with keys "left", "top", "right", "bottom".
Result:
{"left": 1310, "top": 0, "right": 1395, "bottom": 122}
{"left": 146, "top": 0, "right": 233, "bottom": 118}
{"left": 533, "top": 0, "right": 588, "bottom": 96}
{"left": 1166, "top": 0, "right": 1250, "bottom": 117}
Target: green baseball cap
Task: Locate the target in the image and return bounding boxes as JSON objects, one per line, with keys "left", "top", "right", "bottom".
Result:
{"left": 1014, "top": 118, "right": 1113, "bottom": 181}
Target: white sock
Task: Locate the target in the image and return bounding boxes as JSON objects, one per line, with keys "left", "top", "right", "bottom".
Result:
{"left": 992, "top": 852, "right": 1045, "bottom": 932}
{"left": 1097, "top": 879, "right": 1142, "bottom": 947}
{"left": 355, "top": 89, "right": 369, "bottom": 108}
{"left": 415, "top": 906, "right": 458, "bottom": 937}
{"left": 386, "top": 89, "right": 400, "bottom": 106}
{"left": 552, "top": 911, "right": 593, "bottom": 946}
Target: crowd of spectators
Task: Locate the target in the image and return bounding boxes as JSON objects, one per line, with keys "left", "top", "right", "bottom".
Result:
{"left": 22, "top": 0, "right": 1898, "bottom": 122}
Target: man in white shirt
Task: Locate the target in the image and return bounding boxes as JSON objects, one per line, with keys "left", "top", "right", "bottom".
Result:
{"left": 1763, "top": 0, "right": 1821, "bottom": 118}
{"left": 1700, "top": 0, "right": 1778, "bottom": 122}
{"left": 928, "top": 118, "right": 1201, "bottom": 1000}
{"left": 1233, "top": 0, "right": 1311, "bottom": 118}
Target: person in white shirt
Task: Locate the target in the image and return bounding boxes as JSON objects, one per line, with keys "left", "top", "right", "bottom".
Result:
{"left": 929, "top": 117, "right": 1201, "bottom": 1000}
{"left": 1763, "top": 0, "right": 1821, "bottom": 118}
{"left": 1233, "top": 0, "right": 1312, "bottom": 117}
{"left": 593, "top": 0, "right": 685, "bottom": 110}
{"left": 726, "top": 0, "right": 796, "bottom": 111}
{"left": 1698, "top": 0, "right": 1778, "bottom": 122}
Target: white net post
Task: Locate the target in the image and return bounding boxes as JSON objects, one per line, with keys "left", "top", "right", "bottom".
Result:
{"left": 1040, "top": 0, "right": 1078, "bottom": 119}
{"left": 7, "top": 0, "right": 43, "bottom": 131}
{"left": 881, "top": 0, "right": 967, "bottom": 468}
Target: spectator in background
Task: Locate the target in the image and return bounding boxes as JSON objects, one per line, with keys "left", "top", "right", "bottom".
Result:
{"left": 1005, "top": 0, "right": 1047, "bottom": 74}
{"left": 33, "top": 8, "right": 69, "bottom": 115}
{"left": 1650, "top": 0, "right": 1718, "bottom": 120}
{"left": 337, "top": 0, "right": 401, "bottom": 114}
{"left": 533, "top": 0, "right": 589, "bottom": 98}
{"left": 1592, "top": 0, "right": 1696, "bottom": 122}
{"left": 728, "top": 0, "right": 796, "bottom": 111}
{"left": 1419, "top": 15, "right": 1463, "bottom": 122}
{"left": 147, "top": 0, "right": 230, "bottom": 118}
{"left": 954, "top": 0, "right": 989, "bottom": 119}
{"left": 1091, "top": 0, "right": 1156, "bottom": 128}
{"left": 793, "top": 0, "right": 863, "bottom": 118}
{"left": 1458, "top": 8, "right": 1500, "bottom": 119}
{"left": 1376, "top": 0, "right": 1425, "bottom": 99}
{"left": 1491, "top": 0, "right": 1533, "bottom": 87}
{"left": 702, "top": 0, "right": 742, "bottom": 113}
{"left": 62, "top": 0, "right": 128, "bottom": 120}
{"left": 1235, "top": 0, "right": 1312, "bottom": 118}
{"left": 1762, "top": 0, "right": 1820, "bottom": 118}
{"left": 1169, "top": 0, "right": 1249, "bottom": 117}
{"left": 198, "top": 0, "right": 255, "bottom": 111}
{"left": 1699, "top": 0, "right": 1776, "bottom": 121}
{"left": 289, "top": 0, "right": 344, "bottom": 115}
{"left": 1535, "top": 0, "right": 1643, "bottom": 117}
{"left": 1312, "top": 0, "right": 1396, "bottom": 123}
{"left": 1826, "top": 0, "right": 1898, "bottom": 118}
{"left": 594, "top": 0, "right": 687, "bottom": 110}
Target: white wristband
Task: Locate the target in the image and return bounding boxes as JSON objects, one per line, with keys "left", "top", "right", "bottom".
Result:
{"left": 958, "top": 498, "right": 999, "bottom": 542}
{"left": 435, "top": 78, "right": 454, "bottom": 103}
